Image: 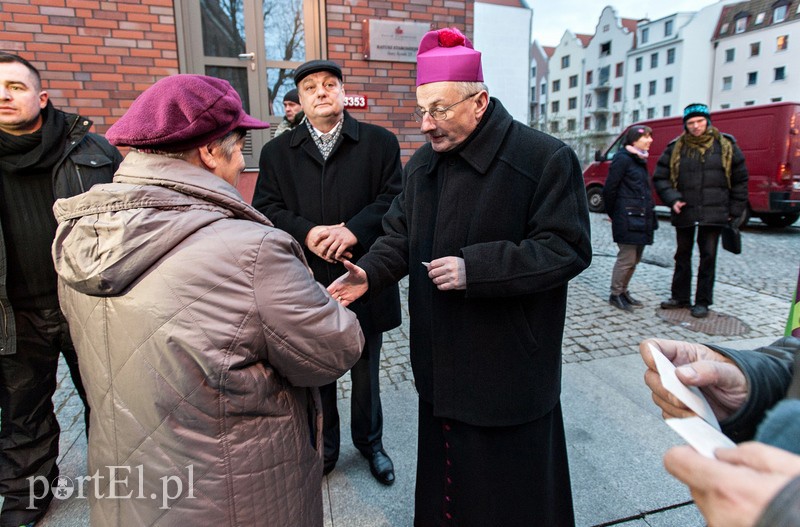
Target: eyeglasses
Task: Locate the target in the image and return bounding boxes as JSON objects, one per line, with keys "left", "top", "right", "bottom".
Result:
{"left": 412, "top": 93, "right": 479, "bottom": 122}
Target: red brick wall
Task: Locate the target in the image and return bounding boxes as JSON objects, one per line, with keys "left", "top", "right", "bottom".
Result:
{"left": 0, "top": 0, "right": 180, "bottom": 134}
{"left": 325, "top": 0, "right": 474, "bottom": 160}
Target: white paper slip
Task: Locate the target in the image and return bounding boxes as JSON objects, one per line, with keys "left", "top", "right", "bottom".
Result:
{"left": 648, "top": 343, "right": 721, "bottom": 430}
{"left": 666, "top": 417, "right": 736, "bottom": 458}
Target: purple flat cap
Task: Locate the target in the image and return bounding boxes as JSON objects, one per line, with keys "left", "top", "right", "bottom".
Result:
{"left": 416, "top": 28, "right": 483, "bottom": 87}
{"left": 107, "top": 74, "right": 269, "bottom": 152}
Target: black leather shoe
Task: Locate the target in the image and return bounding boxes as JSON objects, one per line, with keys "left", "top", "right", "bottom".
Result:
{"left": 364, "top": 449, "right": 395, "bottom": 486}
{"left": 622, "top": 291, "right": 643, "bottom": 307}
{"left": 690, "top": 305, "right": 709, "bottom": 318}
{"left": 660, "top": 298, "right": 690, "bottom": 309}
{"left": 609, "top": 294, "right": 633, "bottom": 311}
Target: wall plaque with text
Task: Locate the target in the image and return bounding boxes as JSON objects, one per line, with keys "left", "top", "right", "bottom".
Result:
{"left": 363, "top": 19, "right": 432, "bottom": 63}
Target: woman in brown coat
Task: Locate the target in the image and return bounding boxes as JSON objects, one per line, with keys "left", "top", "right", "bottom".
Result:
{"left": 52, "top": 75, "right": 363, "bottom": 526}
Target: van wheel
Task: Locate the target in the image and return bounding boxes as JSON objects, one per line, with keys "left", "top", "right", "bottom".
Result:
{"left": 586, "top": 186, "right": 604, "bottom": 213}
{"left": 759, "top": 212, "right": 800, "bottom": 228}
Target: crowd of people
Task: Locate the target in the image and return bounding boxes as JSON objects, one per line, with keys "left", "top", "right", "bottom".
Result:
{"left": 0, "top": 24, "right": 796, "bottom": 527}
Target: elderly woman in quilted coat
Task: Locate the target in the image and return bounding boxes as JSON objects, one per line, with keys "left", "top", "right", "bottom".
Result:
{"left": 51, "top": 75, "right": 364, "bottom": 526}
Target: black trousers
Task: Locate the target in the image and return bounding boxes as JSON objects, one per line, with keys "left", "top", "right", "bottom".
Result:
{"left": 320, "top": 332, "right": 384, "bottom": 467}
{"left": 414, "top": 399, "right": 575, "bottom": 527}
{"left": 0, "top": 308, "right": 89, "bottom": 527}
{"left": 672, "top": 225, "right": 722, "bottom": 307}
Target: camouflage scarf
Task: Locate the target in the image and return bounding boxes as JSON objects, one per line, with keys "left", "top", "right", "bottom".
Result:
{"left": 669, "top": 125, "right": 733, "bottom": 188}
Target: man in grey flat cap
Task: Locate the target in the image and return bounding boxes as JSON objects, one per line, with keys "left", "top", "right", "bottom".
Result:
{"left": 253, "top": 59, "right": 402, "bottom": 485}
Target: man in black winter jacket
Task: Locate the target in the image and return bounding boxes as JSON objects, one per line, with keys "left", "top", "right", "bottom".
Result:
{"left": 0, "top": 52, "right": 122, "bottom": 527}
{"left": 653, "top": 102, "right": 748, "bottom": 319}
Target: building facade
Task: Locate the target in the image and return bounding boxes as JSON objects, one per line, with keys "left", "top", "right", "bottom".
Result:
{"left": 711, "top": 0, "right": 800, "bottom": 109}
{"left": 474, "top": 0, "right": 532, "bottom": 123}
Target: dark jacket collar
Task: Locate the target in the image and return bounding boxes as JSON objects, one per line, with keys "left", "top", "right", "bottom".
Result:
{"left": 422, "top": 98, "right": 514, "bottom": 176}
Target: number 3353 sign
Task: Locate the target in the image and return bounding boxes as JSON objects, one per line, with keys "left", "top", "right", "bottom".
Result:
{"left": 343, "top": 95, "right": 369, "bottom": 110}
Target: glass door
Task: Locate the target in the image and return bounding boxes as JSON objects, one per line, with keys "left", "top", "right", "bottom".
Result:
{"left": 178, "top": 0, "right": 325, "bottom": 167}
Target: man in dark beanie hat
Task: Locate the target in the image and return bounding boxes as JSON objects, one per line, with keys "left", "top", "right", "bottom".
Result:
{"left": 654, "top": 102, "right": 748, "bottom": 318}
{"left": 0, "top": 52, "right": 122, "bottom": 527}
{"left": 254, "top": 59, "right": 402, "bottom": 486}
{"left": 52, "top": 74, "right": 363, "bottom": 526}
{"left": 273, "top": 88, "right": 304, "bottom": 137}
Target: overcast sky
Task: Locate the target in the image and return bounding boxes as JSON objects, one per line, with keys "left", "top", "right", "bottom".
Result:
{"left": 529, "top": 0, "right": 722, "bottom": 47}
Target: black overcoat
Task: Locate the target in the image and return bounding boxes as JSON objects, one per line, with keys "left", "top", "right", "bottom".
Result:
{"left": 359, "top": 100, "right": 592, "bottom": 426}
{"left": 602, "top": 149, "right": 656, "bottom": 245}
{"left": 253, "top": 112, "right": 402, "bottom": 335}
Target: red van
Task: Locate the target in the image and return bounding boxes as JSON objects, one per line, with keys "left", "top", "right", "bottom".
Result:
{"left": 582, "top": 102, "right": 800, "bottom": 228}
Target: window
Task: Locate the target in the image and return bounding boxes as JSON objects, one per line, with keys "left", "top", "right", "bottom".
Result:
{"left": 612, "top": 113, "right": 620, "bottom": 127}
{"left": 723, "top": 76, "right": 733, "bottom": 90}
{"left": 567, "top": 118, "right": 576, "bottom": 131}
{"left": 648, "top": 80, "right": 656, "bottom": 96}
{"left": 634, "top": 83, "right": 641, "bottom": 98}
{"left": 650, "top": 53, "right": 658, "bottom": 68}
{"left": 614, "top": 87, "right": 622, "bottom": 102}
{"left": 755, "top": 12, "right": 765, "bottom": 24}
{"left": 600, "top": 41, "right": 611, "bottom": 56}
{"left": 615, "top": 62, "right": 623, "bottom": 77}
{"left": 775, "top": 66, "right": 786, "bottom": 81}
{"left": 750, "top": 42, "right": 760, "bottom": 56}
{"left": 561, "top": 55, "right": 570, "bottom": 68}
{"left": 744, "top": 100, "right": 755, "bottom": 106}
{"left": 647, "top": 107, "right": 655, "bottom": 119}
{"left": 665, "top": 77, "right": 673, "bottom": 92}
{"left": 586, "top": 71, "right": 593, "bottom": 84}
{"left": 735, "top": 16, "right": 748, "bottom": 33}
{"left": 599, "top": 65, "right": 610, "bottom": 85}
{"left": 725, "top": 48, "right": 735, "bottom": 62}
{"left": 540, "top": 103, "right": 545, "bottom": 115}
{"left": 541, "top": 83, "right": 546, "bottom": 95}
{"left": 665, "top": 20, "right": 674, "bottom": 36}
{"left": 667, "top": 48, "right": 675, "bottom": 64}
{"left": 568, "top": 97, "right": 577, "bottom": 109}
{"left": 777, "top": 35, "right": 789, "bottom": 50}
{"left": 550, "top": 121, "right": 559, "bottom": 132}
{"left": 569, "top": 75, "right": 578, "bottom": 88}
{"left": 632, "top": 109, "right": 640, "bottom": 122}
{"left": 774, "top": 5, "right": 787, "bottom": 23}
{"left": 530, "top": 87, "right": 536, "bottom": 101}
{"left": 551, "top": 100, "right": 560, "bottom": 112}
{"left": 747, "top": 71, "right": 758, "bottom": 85}
{"left": 635, "top": 57, "right": 642, "bottom": 72}
{"left": 721, "top": 103, "right": 731, "bottom": 109}
{"left": 531, "top": 66, "right": 536, "bottom": 78}
{"left": 596, "top": 115, "right": 607, "bottom": 131}
{"left": 721, "top": 23, "right": 730, "bottom": 34}
{"left": 771, "top": 97, "right": 783, "bottom": 102}
{"left": 597, "top": 91, "right": 608, "bottom": 109}
{"left": 584, "top": 117, "right": 591, "bottom": 130}
{"left": 663, "top": 105, "right": 671, "bottom": 117}
{"left": 552, "top": 79, "right": 561, "bottom": 92}
{"left": 641, "top": 27, "right": 649, "bottom": 44}
{"left": 585, "top": 94, "right": 592, "bottom": 107}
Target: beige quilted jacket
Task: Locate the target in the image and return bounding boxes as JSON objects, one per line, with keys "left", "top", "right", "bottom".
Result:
{"left": 52, "top": 152, "right": 364, "bottom": 526}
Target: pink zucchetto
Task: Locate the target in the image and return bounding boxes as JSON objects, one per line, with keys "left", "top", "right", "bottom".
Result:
{"left": 415, "top": 27, "right": 484, "bottom": 86}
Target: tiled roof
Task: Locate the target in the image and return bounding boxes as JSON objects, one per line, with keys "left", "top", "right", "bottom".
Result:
{"left": 576, "top": 33, "right": 593, "bottom": 47}
{"left": 714, "top": 0, "right": 799, "bottom": 39}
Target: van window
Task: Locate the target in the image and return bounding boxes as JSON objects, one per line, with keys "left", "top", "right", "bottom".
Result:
{"left": 603, "top": 134, "right": 626, "bottom": 161}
